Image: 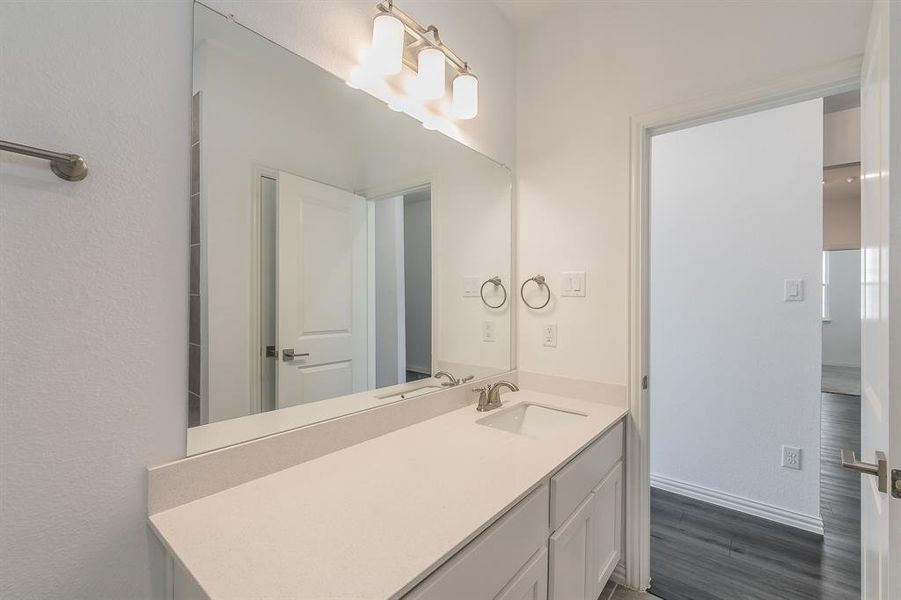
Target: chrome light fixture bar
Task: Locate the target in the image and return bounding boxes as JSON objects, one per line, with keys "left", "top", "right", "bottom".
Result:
{"left": 372, "top": 0, "right": 478, "bottom": 120}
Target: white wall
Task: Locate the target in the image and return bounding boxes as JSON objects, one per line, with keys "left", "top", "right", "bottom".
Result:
{"left": 0, "top": 2, "right": 190, "bottom": 598}
{"left": 649, "top": 100, "right": 823, "bottom": 522}
{"left": 824, "top": 107, "right": 861, "bottom": 167}
{"left": 514, "top": 1, "right": 872, "bottom": 385}
{"left": 0, "top": 1, "right": 516, "bottom": 597}
{"left": 823, "top": 250, "right": 862, "bottom": 367}
{"left": 374, "top": 197, "right": 405, "bottom": 387}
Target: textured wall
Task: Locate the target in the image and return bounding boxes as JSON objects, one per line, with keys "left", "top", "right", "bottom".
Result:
{"left": 0, "top": 2, "right": 192, "bottom": 598}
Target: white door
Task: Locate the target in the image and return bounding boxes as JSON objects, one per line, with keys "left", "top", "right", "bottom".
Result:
{"left": 276, "top": 171, "right": 368, "bottom": 408}
{"left": 857, "top": 2, "right": 900, "bottom": 598}
{"left": 549, "top": 493, "right": 595, "bottom": 600}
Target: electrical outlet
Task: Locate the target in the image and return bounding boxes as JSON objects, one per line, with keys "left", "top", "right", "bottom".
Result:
{"left": 543, "top": 323, "right": 557, "bottom": 348}
{"left": 481, "top": 321, "right": 496, "bottom": 342}
{"left": 782, "top": 445, "right": 801, "bottom": 470}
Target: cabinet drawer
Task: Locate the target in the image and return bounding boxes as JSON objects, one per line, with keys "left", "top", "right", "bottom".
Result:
{"left": 549, "top": 421, "right": 623, "bottom": 530}
{"left": 405, "top": 485, "right": 549, "bottom": 600}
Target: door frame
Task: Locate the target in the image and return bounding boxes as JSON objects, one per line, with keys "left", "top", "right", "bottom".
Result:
{"left": 624, "top": 56, "right": 862, "bottom": 591}
{"left": 249, "top": 165, "right": 280, "bottom": 415}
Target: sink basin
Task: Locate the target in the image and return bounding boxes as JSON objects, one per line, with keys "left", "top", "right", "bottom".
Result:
{"left": 476, "top": 403, "right": 587, "bottom": 438}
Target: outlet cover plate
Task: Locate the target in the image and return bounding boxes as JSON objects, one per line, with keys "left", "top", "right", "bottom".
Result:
{"left": 543, "top": 323, "right": 557, "bottom": 347}
{"left": 782, "top": 445, "right": 801, "bottom": 470}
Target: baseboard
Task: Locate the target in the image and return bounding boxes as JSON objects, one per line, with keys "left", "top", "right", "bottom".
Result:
{"left": 650, "top": 474, "right": 824, "bottom": 535}
{"left": 610, "top": 560, "right": 626, "bottom": 586}
{"left": 823, "top": 361, "right": 861, "bottom": 368}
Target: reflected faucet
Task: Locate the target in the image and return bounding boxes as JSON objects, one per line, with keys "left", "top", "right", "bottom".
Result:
{"left": 434, "top": 371, "right": 475, "bottom": 387}
{"left": 473, "top": 381, "right": 519, "bottom": 411}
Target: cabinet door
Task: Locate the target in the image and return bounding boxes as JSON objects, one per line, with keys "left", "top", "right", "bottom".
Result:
{"left": 589, "top": 462, "right": 623, "bottom": 598}
{"left": 548, "top": 492, "right": 595, "bottom": 600}
{"left": 495, "top": 547, "right": 548, "bottom": 600}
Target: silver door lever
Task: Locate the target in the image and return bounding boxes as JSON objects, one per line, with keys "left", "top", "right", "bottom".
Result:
{"left": 282, "top": 349, "right": 310, "bottom": 362}
{"left": 841, "top": 449, "right": 888, "bottom": 493}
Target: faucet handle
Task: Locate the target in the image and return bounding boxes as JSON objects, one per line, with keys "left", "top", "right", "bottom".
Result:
{"left": 460, "top": 375, "right": 474, "bottom": 383}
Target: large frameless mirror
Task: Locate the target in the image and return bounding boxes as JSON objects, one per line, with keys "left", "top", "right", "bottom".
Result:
{"left": 187, "top": 3, "right": 513, "bottom": 455}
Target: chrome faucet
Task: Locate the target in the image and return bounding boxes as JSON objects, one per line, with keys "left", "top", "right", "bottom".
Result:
{"left": 434, "top": 371, "right": 475, "bottom": 387}
{"left": 473, "top": 381, "right": 519, "bottom": 412}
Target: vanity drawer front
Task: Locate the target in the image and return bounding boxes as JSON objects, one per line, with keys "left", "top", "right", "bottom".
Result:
{"left": 404, "top": 484, "right": 549, "bottom": 600}
{"left": 550, "top": 421, "right": 623, "bottom": 530}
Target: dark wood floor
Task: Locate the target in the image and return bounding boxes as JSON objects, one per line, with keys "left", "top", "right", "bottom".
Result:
{"left": 649, "top": 393, "right": 861, "bottom": 600}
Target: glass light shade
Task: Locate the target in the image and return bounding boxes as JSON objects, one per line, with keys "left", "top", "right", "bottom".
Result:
{"left": 452, "top": 73, "right": 478, "bottom": 119}
{"left": 417, "top": 48, "right": 446, "bottom": 100}
{"left": 370, "top": 13, "right": 404, "bottom": 75}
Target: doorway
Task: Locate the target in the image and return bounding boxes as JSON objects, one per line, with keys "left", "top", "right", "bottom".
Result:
{"left": 646, "top": 93, "right": 861, "bottom": 600}
{"left": 372, "top": 187, "right": 433, "bottom": 388}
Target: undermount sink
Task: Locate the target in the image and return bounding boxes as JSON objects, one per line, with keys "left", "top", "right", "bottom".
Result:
{"left": 476, "top": 402, "right": 587, "bottom": 438}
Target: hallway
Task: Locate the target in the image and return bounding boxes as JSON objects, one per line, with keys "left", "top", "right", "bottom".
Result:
{"left": 648, "top": 393, "right": 861, "bottom": 600}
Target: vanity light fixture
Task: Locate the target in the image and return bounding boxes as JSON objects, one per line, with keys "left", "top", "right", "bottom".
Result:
{"left": 355, "top": 0, "right": 478, "bottom": 124}
{"left": 416, "top": 47, "right": 446, "bottom": 100}
{"left": 370, "top": 12, "right": 405, "bottom": 75}
{"left": 452, "top": 72, "right": 478, "bottom": 119}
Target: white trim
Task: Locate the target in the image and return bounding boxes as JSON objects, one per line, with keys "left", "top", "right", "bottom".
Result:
{"left": 367, "top": 202, "right": 377, "bottom": 390}
{"left": 626, "top": 55, "right": 862, "bottom": 591}
{"left": 610, "top": 561, "right": 626, "bottom": 587}
{"left": 249, "top": 165, "right": 279, "bottom": 416}
{"left": 650, "top": 474, "right": 825, "bottom": 535}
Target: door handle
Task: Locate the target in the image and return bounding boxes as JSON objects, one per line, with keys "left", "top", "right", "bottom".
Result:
{"left": 841, "top": 449, "right": 888, "bottom": 493}
{"left": 281, "top": 348, "right": 310, "bottom": 362}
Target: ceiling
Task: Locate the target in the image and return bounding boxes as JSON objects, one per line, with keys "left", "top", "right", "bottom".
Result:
{"left": 492, "top": 0, "right": 558, "bottom": 28}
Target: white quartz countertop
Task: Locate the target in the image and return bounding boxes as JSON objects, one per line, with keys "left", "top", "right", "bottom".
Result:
{"left": 149, "top": 391, "right": 628, "bottom": 600}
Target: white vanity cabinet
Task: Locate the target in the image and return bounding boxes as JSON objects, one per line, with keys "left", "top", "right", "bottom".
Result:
{"left": 407, "top": 420, "right": 623, "bottom": 600}
{"left": 404, "top": 484, "right": 549, "bottom": 600}
{"left": 548, "top": 422, "right": 623, "bottom": 600}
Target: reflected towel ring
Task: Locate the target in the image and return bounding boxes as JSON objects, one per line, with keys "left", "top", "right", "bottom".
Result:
{"left": 480, "top": 276, "right": 507, "bottom": 309}
{"left": 520, "top": 274, "right": 551, "bottom": 310}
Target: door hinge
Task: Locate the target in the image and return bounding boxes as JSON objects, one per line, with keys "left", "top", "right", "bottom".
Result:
{"left": 892, "top": 469, "right": 901, "bottom": 499}
{"left": 642, "top": 375, "right": 648, "bottom": 390}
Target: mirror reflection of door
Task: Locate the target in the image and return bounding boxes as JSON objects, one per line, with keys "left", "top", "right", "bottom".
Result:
{"left": 373, "top": 189, "right": 432, "bottom": 388}
{"left": 275, "top": 171, "right": 368, "bottom": 410}
{"left": 256, "top": 172, "right": 433, "bottom": 413}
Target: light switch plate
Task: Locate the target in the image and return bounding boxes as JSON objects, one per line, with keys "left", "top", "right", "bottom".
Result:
{"left": 482, "top": 321, "right": 496, "bottom": 342}
{"left": 561, "top": 271, "right": 587, "bottom": 297}
{"left": 463, "top": 276, "right": 480, "bottom": 297}
{"left": 784, "top": 279, "right": 804, "bottom": 302}
{"left": 543, "top": 323, "right": 557, "bottom": 347}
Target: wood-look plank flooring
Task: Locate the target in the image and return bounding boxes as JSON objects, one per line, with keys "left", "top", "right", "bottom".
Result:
{"left": 822, "top": 365, "right": 861, "bottom": 396}
{"left": 649, "top": 393, "right": 861, "bottom": 600}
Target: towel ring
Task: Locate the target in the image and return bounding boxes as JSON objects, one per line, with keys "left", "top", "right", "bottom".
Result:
{"left": 520, "top": 274, "right": 551, "bottom": 310}
{"left": 480, "top": 276, "right": 507, "bottom": 309}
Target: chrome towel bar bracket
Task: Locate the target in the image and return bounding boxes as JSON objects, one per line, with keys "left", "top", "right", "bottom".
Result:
{"left": 521, "top": 274, "right": 551, "bottom": 310}
{"left": 0, "top": 140, "right": 88, "bottom": 181}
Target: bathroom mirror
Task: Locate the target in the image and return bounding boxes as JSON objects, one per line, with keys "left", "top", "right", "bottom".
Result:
{"left": 188, "top": 3, "right": 512, "bottom": 455}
